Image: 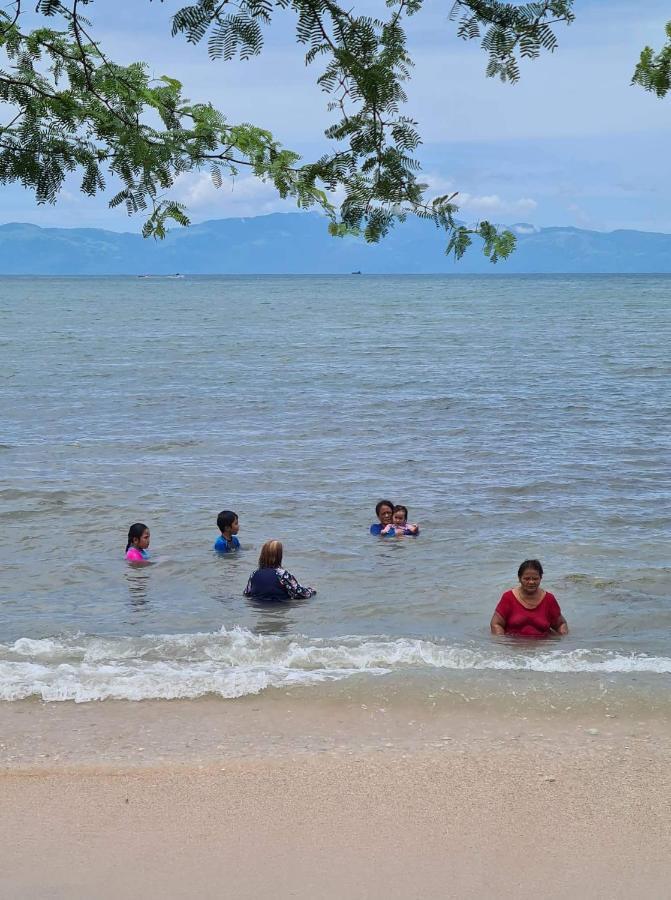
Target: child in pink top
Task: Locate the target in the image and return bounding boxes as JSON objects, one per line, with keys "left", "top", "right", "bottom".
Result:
{"left": 125, "top": 523, "right": 151, "bottom": 563}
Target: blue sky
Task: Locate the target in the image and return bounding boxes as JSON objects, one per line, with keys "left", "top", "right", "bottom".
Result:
{"left": 2, "top": 0, "right": 670, "bottom": 232}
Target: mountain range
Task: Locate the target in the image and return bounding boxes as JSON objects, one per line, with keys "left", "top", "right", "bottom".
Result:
{"left": 1, "top": 213, "right": 671, "bottom": 274}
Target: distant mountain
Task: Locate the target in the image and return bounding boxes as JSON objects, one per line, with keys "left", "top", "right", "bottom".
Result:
{"left": 1, "top": 213, "right": 671, "bottom": 274}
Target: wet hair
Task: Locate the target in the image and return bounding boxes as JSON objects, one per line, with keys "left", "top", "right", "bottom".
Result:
{"left": 126, "top": 523, "right": 148, "bottom": 552}
{"left": 393, "top": 505, "right": 408, "bottom": 521}
{"left": 259, "top": 539, "right": 283, "bottom": 569}
{"left": 518, "top": 559, "right": 543, "bottom": 579}
{"left": 375, "top": 499, "right": 394, "bottom": 516}
{"left": 217, "top": 510, "right": 238, "bottom": 532}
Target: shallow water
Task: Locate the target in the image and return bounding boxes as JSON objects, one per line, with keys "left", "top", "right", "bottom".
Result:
{"left": 1, "top": 274, "right": 670, "bottom": 700}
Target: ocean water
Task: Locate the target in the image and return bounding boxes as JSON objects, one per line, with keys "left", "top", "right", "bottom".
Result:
{"left": 1, "top": 274, "right": 670, "bottom": 703}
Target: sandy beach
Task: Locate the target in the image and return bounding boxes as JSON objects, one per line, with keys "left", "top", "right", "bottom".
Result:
{"left": 2, "top": 694, "right": 670, "bottom": 899}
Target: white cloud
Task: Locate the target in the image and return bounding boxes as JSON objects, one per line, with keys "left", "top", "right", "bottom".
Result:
{"left": 171, "top": 171, "right": 307, "bottom": 219}
{"left": 420, "top": 173, "right": 455, "bottom": 193}
{"left": 412, "top": 174, "right": 538, "bottom": 220}
{"left": 458, "top": 193, "right": 537, "bottom": 216}
{"left": 464, "top": 193, "right": 538, "bottom": 215}
{"left": 172, "top": 168, "right": 540, "bottom": 225}
{"left": 420, "top": 177, "right": 538, "bottom": 218}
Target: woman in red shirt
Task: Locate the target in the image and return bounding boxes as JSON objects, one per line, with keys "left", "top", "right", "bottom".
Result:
{"left": 490, "top": 559, "right": 568, "bottom": 637}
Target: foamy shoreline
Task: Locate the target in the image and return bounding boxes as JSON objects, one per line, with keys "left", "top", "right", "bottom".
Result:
{"left": 2, "top": 700, "right": 670, "bottom": 899}
{"left": 3, "top": 627, "right": 671, "bottom": 703}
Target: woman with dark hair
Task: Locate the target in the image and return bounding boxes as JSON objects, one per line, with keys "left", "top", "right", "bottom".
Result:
{"left": 490, "top": 560, "right": 568, "bottom": 637}
{"left": 370, "top": 499, "right": 394, "bottom": 535}
{"left": 243, "top": 540, "right": 316, "bottom": 601}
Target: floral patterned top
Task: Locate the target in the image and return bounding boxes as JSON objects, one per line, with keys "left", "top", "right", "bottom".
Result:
{"left": 243, "top": 566, "right": 316, "bottom": 600}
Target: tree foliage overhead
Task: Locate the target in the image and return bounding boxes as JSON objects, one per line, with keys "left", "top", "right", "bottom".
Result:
{"left": 633, "top": 21, "right": 671, "bottom": 98}
{"left": 0, "top": 0, "right": 575, "bottom": 257}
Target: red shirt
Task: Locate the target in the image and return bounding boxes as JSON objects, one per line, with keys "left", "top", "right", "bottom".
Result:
{"left": 495, "top": 590, "right": 562, "bottom": 637}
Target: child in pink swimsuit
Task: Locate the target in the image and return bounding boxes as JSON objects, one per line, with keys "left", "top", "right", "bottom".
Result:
{"left": 125, "top": 523, "right": 151, "bottom": 562}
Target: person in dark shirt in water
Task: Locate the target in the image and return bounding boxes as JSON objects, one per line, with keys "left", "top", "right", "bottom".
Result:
{"left": 243, "top": 539, "right": 316, "bottom": 601}
{"left": 370, "top": 499, "right": 394, "bottom": 535}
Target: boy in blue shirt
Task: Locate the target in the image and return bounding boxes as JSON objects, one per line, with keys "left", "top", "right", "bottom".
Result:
{"left": 214, "top": 510, "right": 241, "bottom": 553}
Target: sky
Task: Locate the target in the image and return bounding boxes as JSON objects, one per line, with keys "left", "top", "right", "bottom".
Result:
{"left": 1, "top": 0, "right": 670, "bottom": 233}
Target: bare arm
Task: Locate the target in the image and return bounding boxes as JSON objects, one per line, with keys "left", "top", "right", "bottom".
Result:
{"left": 490, "top": 611, "right": 506, "bottom": 635}
{"left": 553, "top": 615, "right": 568, "bottom": 635}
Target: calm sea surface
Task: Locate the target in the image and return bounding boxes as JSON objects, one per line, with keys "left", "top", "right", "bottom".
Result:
{"left": 1, "top": 275, "right": 670, "bottom": 702}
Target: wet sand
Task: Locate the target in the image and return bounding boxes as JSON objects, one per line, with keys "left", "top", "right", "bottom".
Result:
{"left": 1, "top": 695, "right": 670, "bottom": 899}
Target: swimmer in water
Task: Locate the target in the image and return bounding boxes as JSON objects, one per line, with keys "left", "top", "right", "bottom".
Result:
{"left": 382, "top": 505, "right": 419, "bottom": 536}
{"left": 125, "top": 523, "right": 150, "bottom": 562}
{"left": 243, "top": 539, "right": 315, "bottom": 600}
{"left": 490, "top": 559, "right": 568, "bottom": 637}
{"left": 214, "top": 509, "right": 241, "bottom": 553}
{"left": 370, "top": 499, "right": 394, "bottom": 535}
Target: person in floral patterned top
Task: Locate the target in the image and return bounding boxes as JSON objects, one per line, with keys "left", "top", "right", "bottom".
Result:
{"left": 244, "top": 540, "right": 316, "bottom": 601}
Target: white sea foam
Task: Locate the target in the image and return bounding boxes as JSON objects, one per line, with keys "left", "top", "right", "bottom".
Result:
{"left": 1, "top": 627, "right": 670, "bottom": 701}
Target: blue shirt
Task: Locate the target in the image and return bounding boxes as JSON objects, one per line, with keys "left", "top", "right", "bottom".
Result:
{"left": 370, "top": 523, "right": 383, "bottom": 535}
{"left": 214, "top": 534, "right": 241, "bottom": 553}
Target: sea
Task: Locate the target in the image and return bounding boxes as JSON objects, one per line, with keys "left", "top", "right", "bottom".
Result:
{"left": 1, "top": 274, "right": 670, "bottom": 709}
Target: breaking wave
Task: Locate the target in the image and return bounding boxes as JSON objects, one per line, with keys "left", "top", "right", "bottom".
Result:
{"left": 1, "top": 627, "right": 670, "bottom": 702}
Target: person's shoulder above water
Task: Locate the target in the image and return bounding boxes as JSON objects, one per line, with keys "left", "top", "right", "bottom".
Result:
{"left": 214, "top": 508, "right": 241, "bottom": 552}
{"left": 491, "top": 560, "right": 568, "bottom": 637}
{"left": 372, "top": 504, "right": 420, "bottom": 537}
{"left": 125, "top": 522, "right": 151, "bottom": 563}
{"left": 390, "top": 505, "right": 419, "bottom": 536}
{"left": 126, "top": 546, "right": 149, "bottom": 562}
{"left": 214, "top": 534, "right": 241, "bottom": 553}
{"left": 370, "top": 499, "right": 394, "bottom": 535}
{"left": 244, "top": 540, "right": 315, "bottom": 601}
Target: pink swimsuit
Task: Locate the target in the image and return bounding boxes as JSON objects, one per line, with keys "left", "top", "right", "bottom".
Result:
{"left": 125, "top": 548, "right": 149, "bottom": 562}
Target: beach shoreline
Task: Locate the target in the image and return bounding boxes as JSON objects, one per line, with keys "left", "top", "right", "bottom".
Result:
{"left": 2, "top": 680, "right": 671, "bottom": 770}
{"left": 2, "top": 696, "right": 670, "bottom": 898}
